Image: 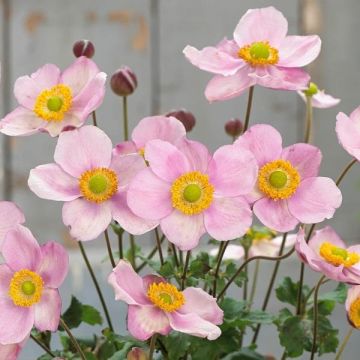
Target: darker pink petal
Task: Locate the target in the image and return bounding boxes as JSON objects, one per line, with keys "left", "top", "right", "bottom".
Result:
{"left": 0, "top": 201, "right": 25, "bottom": 248}
{"left": 113, "top": 141, "right": 137, "bottom": 156}
{"left": 34, "top": 288, "right": 61, "bottom": 332}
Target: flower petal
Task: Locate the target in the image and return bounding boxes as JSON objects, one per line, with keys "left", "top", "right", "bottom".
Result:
{"left": 54, "top": 125, "right": 112, "bottom": 178}
{"left": 346, "top": 286, "right": 360, "bottom": 312}
{"left": 288, "top": 177, "right": 342, "bottom": 224}
{"left": 204, "top": 196, "right": 252, "bottom": 241}
{"left": 62, "top": 199, "right": 112, "bottom": 241}
{"left": 295, "top": 227, "right": 322, "bottom": 271}
{"left": 34, "top": 288, "right": 61, "bottom": 332}
{"left": 0, "top": 264, "right": 13, "bottom": 298}
{"left": 308, "top": 226, "right": 346, "bottom": 255}
{"left": 28, "top": 163, "right": 80, "bottom": 201}
{"left": 0, "top": 202, "right": 25, "bottom": 248}
{"left": 0, "top": 340, "right": 26, "bottom": 360}
{"left": 113, "top": 141, "right": 137, "bottom": 156}
{"left": 42, "top": 111, "right": 83, "bottom": 137}
{"left": 278, "top": 35, "right": 321, "bottom": 67}
{"left": 210, "top": 244, "right": 245, "bottom": 261}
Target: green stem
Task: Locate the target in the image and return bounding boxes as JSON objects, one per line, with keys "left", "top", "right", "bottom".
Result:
{"left": 249, "top": 259, "right": 260, "bottom": 306}
{"left": 212, "top": 241, "right": 229, "bottom": 296}
{"left": 155, "top": 228, "right": 164, "bottom": 266}
{"left": 310, "top": 275, "right": 326, "bottom": 360}
{"left": 30, "top": 334, "right": 55, "bottom": 357}
{"left": 118, "top": 230, "right": 123, "bottom": 260}
{"left": 242, "top": 86, "right": 255, "bottom": 134}
{"left": 171, "top": 242, "right": 180, "bottom": 267}
{"left": 104, "top": 229, "right": 116, "bottom": 268}
{"left": 60, "top": 318, "right": 86, "bottom": 360}
{"left": 136, "top": 235, "right": 165, "bottom": 272}
{"left": 243, "top": 248, "right": 249, "bottom": 301}
{"left": 181, "top": 251, "right": 191, "bottom": 290}
{"left": 123, "top": 96, "right": 129, "bottom": 140}
{"left": 78, "top": 242, "right": 114, "bottom": 331}
{"left": 335, "top": 327, "right": 354, "bottom": 360}
{"left": 336, "top": 158, "right": 357, "bottom": 186}
{"left": 149, "top": 333, "right": 158, "bottom": 360}
{"left": 92, "top": 111, "right": 98, "bottom": 127}
{"left": 281, "top": 351, "right": 287, "bottom": 360}
{"left": 129, "top": 234, "right": 136, "bottom": 268}
{"left": 304, "top": 95, "right": 313, "bottom": 143}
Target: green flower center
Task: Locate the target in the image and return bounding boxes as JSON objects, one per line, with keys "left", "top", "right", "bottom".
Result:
{"left": 269, "top": 170, "right": 287, "bottom": 189}
{"left": 249, "top": 42, "right": 270, "bottom": 59}
{"left": 303, "top": 82, "right": 319, "bottom": 97}
{"left": 47, "top": 96, "right": 63, "bottom": 112}
{"left": 21, "top": 281, "right": 36, "bottom": 296}
{"left": 331, "top": 247, "right": 348, "bottom": 260}
{"left": 183, "top": 184, "right": 202, "bottom": 203}
{"left": 88, "top": 174, "right": 108, "bottom": 194}
{"left": 159, "top": 293, "right": 173, "bottom": 304}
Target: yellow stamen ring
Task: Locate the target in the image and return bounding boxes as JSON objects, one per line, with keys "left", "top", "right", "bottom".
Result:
{"left": 238, "top": 41, "right": 279, "bottom": 66}
{"left": 349, "top": 298, "right": 360, "bottom": 328}
{"left": 79, "top": 168, "right": 118, "bottom": 203}
{"left": 147, "top": 282, "right": 185, "bottom": 312}
{"left": 171, "top": 171, "right": 214, "bottom": 215}
{"left": 34, "top": 84, "right": 72, "bottom": 122}
{"left": 258, "top": 160, "right": 300, "bottom": 200}
{"left": 9, "top": 269, "right": 44, "bottom": 307}
{"left": 319, "top": 242, "right": 360, "bottom": 267}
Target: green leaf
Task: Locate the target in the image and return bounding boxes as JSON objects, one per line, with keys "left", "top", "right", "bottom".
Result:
{"left": 222, "top": 348, "right": 265, "bottom": 360}
{"left": 161, "top": 332, "right": 191, "bottom": 359}
{"left": 82, "top": 305, "right": 103, "bottom": 326}
{"left": 276, "top": 277, "right": 309, "bottom": 307}
{"left": 189, "top": 252, "right": 211, "bottom": 278}
{"left": 158, "top": 260, "right": 175, "bottom": 277}
{"left": 108, "top": 343, "right": 135, "bottom": 360}
{"left": 318, "top": 283, "right": 347, "bottom": 304}
{"left": 221, "top": 298, "right": 247, "bottom": 320}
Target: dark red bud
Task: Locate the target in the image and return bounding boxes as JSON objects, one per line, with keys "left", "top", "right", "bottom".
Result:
{"left": 111, "top": 66, "right": 138, "bottom": 96}
{"left": 73, "top": 40, "right": 95, "bottom": 58}
{"left": 225, "top": 118, "right": 243, "bottom": 137}
{"left": 166, "top": 109, "right": 196, "bottom": 132}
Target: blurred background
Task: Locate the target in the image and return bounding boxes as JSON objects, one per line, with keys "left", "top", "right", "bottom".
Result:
{"left": 1, "top": 0, "right": 360, "bottom": 358}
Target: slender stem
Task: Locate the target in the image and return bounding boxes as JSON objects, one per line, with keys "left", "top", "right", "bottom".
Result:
{"left": 242, "top": 86, "right": 254, "bottom": 134}
{"left": 243, "top": 248, "right": 249, "bottom": 301}
{"left": 118, "top": 231, "right": 123, "bottom": 260}
{"left": 129, "top": 234, "right": 136, "bottom": 268}
{"left": 104, "top": 229, "right": 116, "bottom": 268}
{"left": 304, "top": 95, "right": 313, "bottom": 143}
{"left": 78, "top": 242, "right": 114, "bottom": 331}
{"left": 181, "top": 251, "right": 191, "bottom": 290}
{"left": 310, "top": 275, "right": 326, "bottom": 360}
{"left": 336, "top": 158, "right": 357, "bottom": 186}
{"left": 217, "top": 247, "right": 295, "bottom": 300}
{"left": 252, "top": 232, "right": 288, "bottom": 344}
{"left": 155, "top": 228, "right": 164, "bottom": 266}
{"left": 123, "top": 96, "right": 129, "bottom": 140}
{"left": 136, "top": 235, "right": 165, "bottom": 272}
{"left": 249, "top": 260, "right": 260, "bottom": 306}
{"left": 212, "top": 241, "right": 229, "bottom": 296}
{"left": 92, "top": 111, "right": 98, "bottom": 127}
{"left": 179, "top": 250, "right": 184, "bottom": 266}
{"left": 60, "top": 318, "right": 86, "bottom": 360}
{"left": 30, "top": 334, "right": 55, "bottom": 357}
{"left": 335, "top": 327, "right": 354, "bottom": 360}
{"left": 171, "top": 243, "right": 180, "bottom": 267}
{"left": 304, "top": 279, "right": 330, "bottom": 305}
{"left": 149, "top": 333, "right": 158, "bottom": 360}
{"left": 281, "top": 351, "right": 287, "bottom": 360}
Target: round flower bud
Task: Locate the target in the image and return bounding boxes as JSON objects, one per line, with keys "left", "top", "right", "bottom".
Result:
{"left": 127, "top": 347, "right": 148, "bottom": 360}
{"left": 72, "top": 40, "right": 95, "bottom": 58}
{"left": 110, "top": 66, "right": 138, "bottom": 96}
{"left": 166, "top": 109, "right": 196, "bottom": 132}
{"left": 225, "top": 118, "right": 243, "bottom": 137}
{"left": 303, "top": 82, "right": 318, "bottom": 97}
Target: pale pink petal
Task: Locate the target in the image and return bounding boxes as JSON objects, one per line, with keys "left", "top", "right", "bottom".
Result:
{"left": 311, "top": 91, "right": 340, "bottom": 109}
{"left": 272, "top": 233, "right": 297, "bottom": 248}
{"left": 62, "top": 199, "right": 112, "bottom": 241}
{"left": 295, "top": 228, "right": 321, "bottom": 271}
{"left": 234, "top": 7, "right": 288, "bottom": 48}
{"left": 249, "top": 240, "right": 282, "bottom": 257}
{"left": 208, "top": 144, "right": 258, "bottom": 196}
{"left": 0, "top": 107, "right": 44, "bottom": 136}
{"left": 0, "top": 264, "right": 13, "bottom": 297}
{"left": 38, "top": 242, "right": 69, "bottom": 288}
{"left": 0, "top": 202, "right": 25, "bottom": 248}
{"left": 281, "top": 143, "right": 322, "bottom": 179}
{"left": 278, "top": 35, "right": 321, "bottom": 67}
{"left": 132, "top": 116, "right": 186, "bottom": 150}
{"left": 205, "top": 67, "right": 256, "bottom": 102}
{"left": 2, "top": 226, "right": 41, "bottom": 272}
{"left": 0, "top": 298, "right": 34, "bottom": 344}
{"left": 113, "top": 141, "right": 137, "bottom": 156}
{"left": 216, "top": 38, "right": 239, "bottom": 57}
{"left": 235, "top": 124, "right": 282, "bottom": 166}
{"left": 168, "top": 311, "right": 221, "bottom": 340}
{"left": 128, "top": 305, "right": 171, "bottom": 341}
{"left": 145, "top": 140, "right": 190, "bottom": 182}
{"left": 346, "top": 286, "right": 360, "bottom": 312}
{"left": 288, "top": 177, "right": 342, "bottom": 224}
{"left": 28, "top": 163, "right": 80, "bottom": 201}
{"left": 14, "top": 64, "right": 61, "bottom": 109}
{"left": 142, "top": 275, "right": 165, "bottom": 291}
{"left": 110, "top": 192, "right": 158, "bottom": 235}
{"left": 127, "top": 169, "right": 172, "bottom": 220}
{"left": 43, "top": 111, "right": 83, "bottom": 137}
{"left": 0, "top": 340, "right": 25, "bottom": 360}
{"left": 180, "top": 287, "right": 223, "bottom": 324}
{"left": 54, "top": 125, "right": 112, "bottom": 178}
{"left": 210, "top": 244, "right": 245, "bottom": 260}
{"left": 161, "top": 211, "right": 205, "bottom": 251}
{"left": 308, "top": 226, "right": 346, "bottom": 256}
{"left": 60, "top": 56, "right": 101, "bottom": 97}
{"left": 183, "top": 45, "right": 245, "bottom": 76}
{"left": 34, "top": 288, "right": 61, "bottom": 332}
{"left": 253, "top": 198, "right": 299, "bottom": 232}
{"left": 204, "top": 196, "right": 252, "bottom": 241}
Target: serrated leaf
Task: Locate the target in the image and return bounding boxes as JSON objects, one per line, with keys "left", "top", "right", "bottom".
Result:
{"left": 318, "top": 283, "right": 347, "bottom": 304}
{"left": 82, "top": 305, "right": 103, "bottom": 326}
{"left": 161, "top": 332, "right": 191, "bottom": 359}
{"left": 158, "top": 261, "right": 175, "bottom": 277}
{"left": 61, "top": 296, "right": 83, "bottom": 329}
{"left": 220, "top": 298, "right": 247, "bottom": 319}
{"left": 276, "top": 277, "right": 309, "bottom": 307}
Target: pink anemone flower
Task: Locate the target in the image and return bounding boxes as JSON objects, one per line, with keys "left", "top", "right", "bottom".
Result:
{"left": 108, "top": 260, "right": 223, "bottom": 340}
{"left": 28, "top": 125, "right": 157, "bottom": 241}
{"left": 235, "top": 124, "right": 342, "bottom": 232}
{"left": 184, "top": 6, "right": 321, "bottom": 102}
{"left": 345, "top": 286, "right": 360, "bottom": 329}
{"left": 0, "top": 201, "right": 25, "bottom": 249}
{"left": 298, "top": 82, "right": 340, "bottom": 109}
{"left": 336, "top": 105, "right": 360, "bottom": 161}
{"left": 0, "top": 336, "right": 28, "bottom": 360}
{"left": 127, "top": 139, "right": 258, "bottom": 250}
{"left": 0, "top": 226, "right": 68, "bottom": 344}
{"left": 114, "top": 115, "right": 186, "bottom": 157}
{"left": 295, "top": 226, "right": 360, "bottom": 284}
{"left": 0, "top": 57, "right": 106, "bottom": 137}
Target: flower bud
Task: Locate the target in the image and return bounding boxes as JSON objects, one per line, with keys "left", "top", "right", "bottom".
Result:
{"left": 127, "top": 347, "right": 148, "bottom": 360}
{"left": 111, "top": 66, "right": 138, "bottom": 96}
{"left": 225, "top": 118, "right": 243, "bottom": 137}
{"left": 166, "top": 109, "right": 196, "bottom": 132}
{"left": 303, "top": 82, "right": 318, "bottom": 97}
{"left": 72, "top": 40, "right": 95, "bottom": 58}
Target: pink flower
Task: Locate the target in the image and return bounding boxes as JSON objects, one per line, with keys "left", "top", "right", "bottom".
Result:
{"left": 345, "top": 286, "right": 360, "bottom": 329}
{"left": 0, "top": 57, "right": 106, "bottom": 137}
{"left": 298, "top": 82, "right": 340, "bottom": 109}
{"left": 108, "top": 260, "right": 223, "bottom": 340}
{"left": 183, "top": 6, "right": 321, "bottom": 102}
{"left": 0, "top": 201, "right": 25, "bottom": 249}
{"left": 295, "top": 226, "right": 360, "bottom": 284}
{"left": 113, "top": 115, "right": 186, "bottom": 157}
{"left": 127, "top": 139, "right": 258, "bottom": 250}
{"left": 336, "top": 105, "right": 360, "bottom": 161}
{"left": 28, "top": 125, "right": 156, "bottom": 241}
{"left": 0, "top": 226, "right": 68, "bottom": 344}
{"left": 235, "top": 124, "right": 342, "bottom": 232}
{"left": 0, "top": 337, "right": 28, "bottom": 360}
